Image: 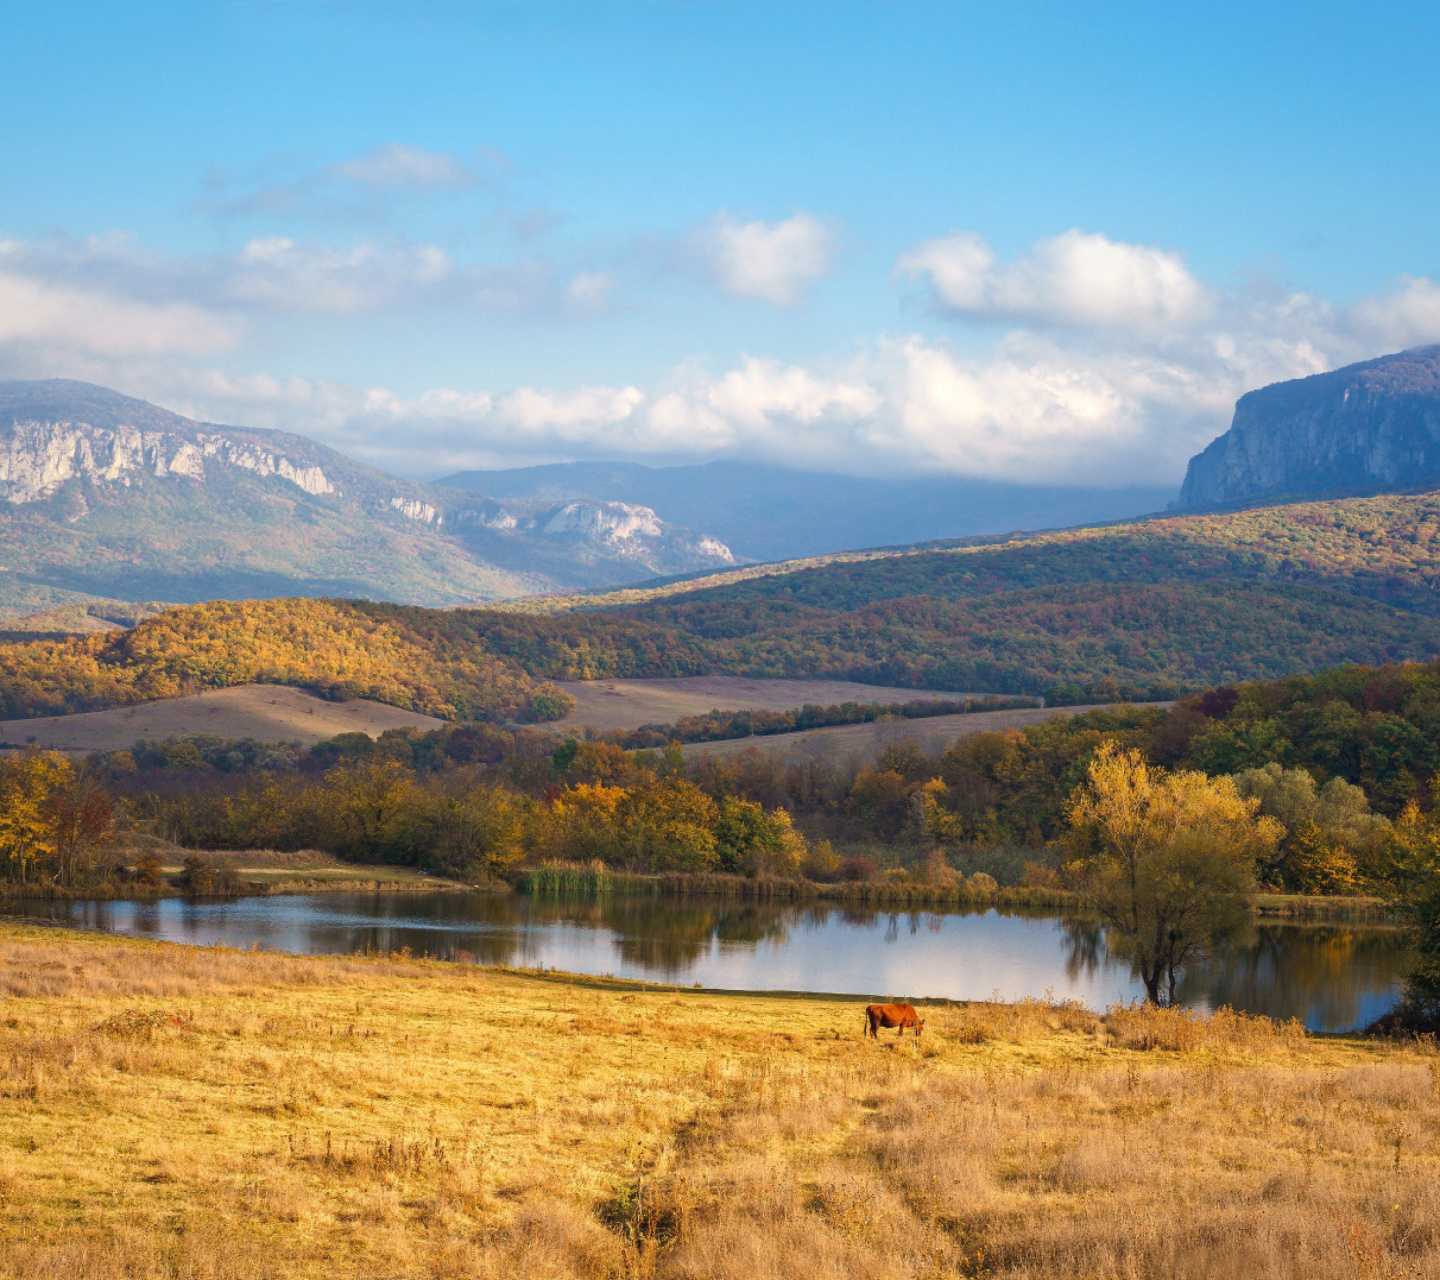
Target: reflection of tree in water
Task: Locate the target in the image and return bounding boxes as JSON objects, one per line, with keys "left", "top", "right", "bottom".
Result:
{"left": 603, "top": 898, "right": 796, "bottom": 971}
{"left": 1180, "top": 925, "right": 1410, "bottom": 1030}
{"left": 1060, "top": 916, "right": 1107, "bottom": 983}
{"left": 1060, "top": 908, "right": 1409, "bottom": 1030}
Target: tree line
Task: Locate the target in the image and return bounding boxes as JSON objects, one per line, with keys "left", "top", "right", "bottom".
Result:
{"left": 8, "top": 658, "right": 1440, "bottom": 1024}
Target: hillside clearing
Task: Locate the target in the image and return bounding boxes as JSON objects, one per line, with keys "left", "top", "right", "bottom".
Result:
{"left": 679, "top": 700, "right": 1167, "bottom": 760}
{"left": 0, "top": 684, "right": 446, "bottom": 753}
{"left": 552, "top": 675, "right": 984, "bottom": 732}
{"left": 0, "top": 922, "right": 1435, "bottom": 1279}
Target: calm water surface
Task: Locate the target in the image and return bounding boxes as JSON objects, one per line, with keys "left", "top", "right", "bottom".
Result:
{"left": 11, "top": 892, "right": 1407, "bottom": 1033}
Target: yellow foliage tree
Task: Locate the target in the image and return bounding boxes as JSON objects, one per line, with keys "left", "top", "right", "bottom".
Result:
{"left": 1067, "top": 743, "right": 1281, "bottom": 1005}
{"left": 0, "top": 751, "right": 73, "bottom": 886}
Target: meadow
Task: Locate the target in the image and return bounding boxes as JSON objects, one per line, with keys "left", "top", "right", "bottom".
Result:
{"left": 1, "top": 921, "right": 1436, "bottom": 1279}
{"left": 0, "top": 685, "right": 445, "bottom": 755}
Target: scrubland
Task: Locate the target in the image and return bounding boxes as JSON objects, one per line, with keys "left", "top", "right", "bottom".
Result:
{"left": 1, "top": 922, "right": 1438, "bottom": 1279}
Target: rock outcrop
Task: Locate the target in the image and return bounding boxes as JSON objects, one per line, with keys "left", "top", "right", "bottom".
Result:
{"left": 0, "top": 417, "right": 336, "bottom": 503}
{"left": 1179, "top": 346, "right": 1440, "bottom": 509}
{"left": 0, "top": 379, "right": 736, "bottom": 607}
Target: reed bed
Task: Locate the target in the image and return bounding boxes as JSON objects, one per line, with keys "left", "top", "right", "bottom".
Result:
{"left": 0, "top": 921, "right": 1435, "bottom": 1279}
{"left": 518, "top": 862, "right": 1074, "bottom": 908}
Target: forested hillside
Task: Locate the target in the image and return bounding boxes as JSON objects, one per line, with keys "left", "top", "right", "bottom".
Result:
{"left": 3, "top": 580, "right": 1440, "bottom": 722}
{"left": 0, "top": 599, "right": 574, "bottom": 723}
{"left": 551, "top": 487, "right": 1440, "bottom": 618}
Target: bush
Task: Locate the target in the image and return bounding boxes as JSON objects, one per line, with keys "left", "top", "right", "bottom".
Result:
{"left": 178, "top": 856, "right": 241, "bottom": 897}
{"left": 839, "top": 856, "right": 877, "bottom": 883}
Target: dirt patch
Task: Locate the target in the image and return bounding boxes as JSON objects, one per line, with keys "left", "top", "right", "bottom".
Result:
{"left": 0, "top": 683, "right": 447, "bottom": 753}
{"left": 553, "top": 676, "right": 985, "bottom": 732}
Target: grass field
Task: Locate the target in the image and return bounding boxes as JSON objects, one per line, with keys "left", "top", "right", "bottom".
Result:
{"left": 552, "top": 676, "right": 985, "bottom": 733}
{"left": 678, "top": 701, "right": 1161, "bottom": 761}
{"left": 0, "top": 684, "right": 447, "bottom": 754}
{"left": 1, "top": 922, "right": 1436, "bottom": 1279}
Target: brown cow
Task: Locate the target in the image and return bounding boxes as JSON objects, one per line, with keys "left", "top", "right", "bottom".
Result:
{"left": 864, "top": 1002, "right": 924, "bottom": 1040}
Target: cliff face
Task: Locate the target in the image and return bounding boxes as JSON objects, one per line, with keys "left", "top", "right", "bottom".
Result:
{"left": 1178, "top": 346, "right": 1440, "bottom": 509}
{"left": 0, "top": 380, "right": 735, "bottom": 610}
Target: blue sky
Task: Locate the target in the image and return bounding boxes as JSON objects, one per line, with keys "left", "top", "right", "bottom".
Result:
{"left": 4, "top": 1, "right": 1439, "bottom": 483}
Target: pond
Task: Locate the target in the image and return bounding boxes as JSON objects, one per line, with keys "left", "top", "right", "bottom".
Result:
{"left": 10, "top": 891, "right": 1408, "bottom": 1033}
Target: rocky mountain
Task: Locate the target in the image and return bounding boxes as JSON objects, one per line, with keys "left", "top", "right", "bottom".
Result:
{"left": 438, "top": 460, "right": 1176, "bottom": 562}
{"left": 1179, "top": 345, "right": 1440, "bottom": 509}
{"left": 0, "top": 380, "right": 735, "bottom": 617}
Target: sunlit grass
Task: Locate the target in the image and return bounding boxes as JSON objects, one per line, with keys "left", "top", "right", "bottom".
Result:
{"left": 1, "top": 921, "right": 1436, "bottom": 1278}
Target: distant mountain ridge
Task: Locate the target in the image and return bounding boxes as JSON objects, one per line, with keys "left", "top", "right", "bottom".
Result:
{"left": 0, "top": 380, "right": 735, "bottom": 616}
{"left": 437, "top": 460, "right": 1176, "bottom": 563}
{"left": 1179, "top": 345, "right": 1440, "bottom": 508}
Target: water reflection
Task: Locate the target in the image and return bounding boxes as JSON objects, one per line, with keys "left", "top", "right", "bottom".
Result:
{"left": 7, "top": 892, "right": 1407, "bottom": 1032}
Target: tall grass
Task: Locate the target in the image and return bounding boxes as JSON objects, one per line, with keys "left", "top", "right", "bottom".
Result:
{"left": 3, "top": 921, "right": 1437, "bottom": 1280}
{"left": 524, "top": 858, "right": 616, "bottom": 894}
{"left": 517, "top": 862, "right": 1073, "bottom": 908}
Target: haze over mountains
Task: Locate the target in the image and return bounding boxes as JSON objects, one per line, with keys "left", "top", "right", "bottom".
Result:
{"left": 0, "top": 381, "right": 734, "bottom": 617}
{"left": 5, "top": 347, "right": 1440, "bottom": 628}
{"left": 437, "top": 462, "right": 1176, "bottom": 563}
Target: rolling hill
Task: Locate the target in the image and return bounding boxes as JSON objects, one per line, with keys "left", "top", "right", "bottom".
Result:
{"left": 6, "top": 357, "right": 1440, "bottom": 725}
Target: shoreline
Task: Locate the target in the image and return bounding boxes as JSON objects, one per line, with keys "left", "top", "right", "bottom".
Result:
{"left": 0, "top": 868, "right": 1400, "bottom": 922}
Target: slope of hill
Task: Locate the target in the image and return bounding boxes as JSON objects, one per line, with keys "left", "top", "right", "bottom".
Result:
{"left": 1179, "top": 344, "right": 1440, "bottom": 508}
{"left": 525, "top": 486, "right": 1440, "bottom": 620}
{"left": 0, "top": 683, "right": 447, "bottom": 752}
{"left": 0, "top": 598, "right": 574, "bottom": 722}
{"left": 438, "top": 458, "right": 1175, "bottom": 562}
{"left": 4, "top": 576, "right": 1437, "bottom": 725}
{"left": 0, "top": 380, "right": 735, "bottom": 611}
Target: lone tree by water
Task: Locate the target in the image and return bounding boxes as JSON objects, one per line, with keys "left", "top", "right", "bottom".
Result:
{"left": 1066, "top": 743, "right": 1280, "bottom": 1005}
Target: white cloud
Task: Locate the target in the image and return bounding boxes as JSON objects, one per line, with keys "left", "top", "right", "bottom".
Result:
{"left": 0, "top": 269, "right": 240, "bottom": 358}
{"left": 226, "top": 236, "right": 455, "bottom": 313}
{"left": 896, "top": 229, "right": 1209, "bottom": 332}
{"left": 328, "top": 144, "right": 477, "bottom": 190}
{"left": 1345, "top": 276, "right": 1440, "bottom": 351}
{"left": 8, "top": 214, "right": 1440, "bottom": 487}
{"left": 687, "top": 211, "right": 839, "bottom": 306}
{"left": 0, "top": 230, "right": 585, "bottom": 322}
{"left": 564, "top": 271, "right": 618, "bottom": 313}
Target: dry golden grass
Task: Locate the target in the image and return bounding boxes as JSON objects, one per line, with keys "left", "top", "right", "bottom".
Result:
{"left": 0, "top": 683, "right": 446, "bottom": 754}
{"left": 677, "top": 702, "right": 1155, "bottom": 762}
{"left": 550, "top": 677, "right": 984, "bottom": 733}
{"left": 1, "top": 921, "right": 1436, "bottom": 1279}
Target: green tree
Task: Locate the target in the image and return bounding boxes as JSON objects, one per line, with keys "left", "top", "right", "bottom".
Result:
{"left": 1232, "top": 763, "right": 1389, "bottom": 891}
{"left": 327, "top": 760, "right": 420, "bottom": 862}
{"left": 1066, "top": 744, "right": 1281, "bottom": 1005}
{"left": 713, "top": 797, "right": 806, "bottom": 876}
{"left": 1371, "top": 805, "right": 1440, "bottom": 1029}
{"left": 413, "top": 786, "right": 526, "bottom": 880}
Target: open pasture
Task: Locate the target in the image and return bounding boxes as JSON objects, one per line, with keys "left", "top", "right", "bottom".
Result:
{"left": 552, "top": 675, "right": 986, "bottom": 732}
{"left": 0, "top": 921, "right": 1435, "bottom": 1279}
{"left": 0, "top": 684, "right": 447, "bottom": 754}
{"left": 680, "top": 700, "right": 1165, "bottom": 761}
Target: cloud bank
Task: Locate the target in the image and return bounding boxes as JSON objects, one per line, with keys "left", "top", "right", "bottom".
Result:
{"left": 4, "top": 222, "right": 1440, "bottom": 485}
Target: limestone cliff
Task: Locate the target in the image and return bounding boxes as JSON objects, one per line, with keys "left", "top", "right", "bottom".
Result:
{"left": 0, "top": 380, "right": 735, "bottom": 611}
{"left": 1179, "top": 346, "right": 1440, "bottom": 508}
